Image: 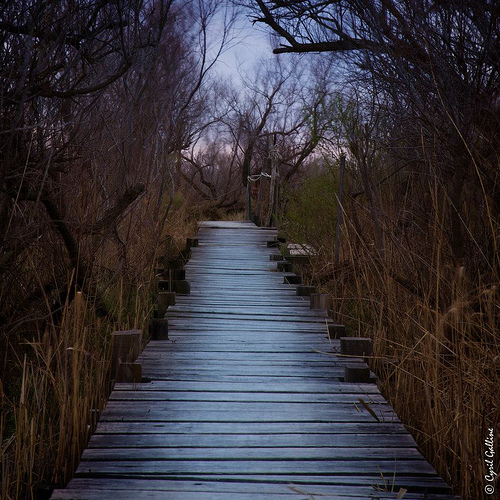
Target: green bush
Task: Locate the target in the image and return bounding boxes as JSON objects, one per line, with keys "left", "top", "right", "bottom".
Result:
{"left": 282, "top": 164, "right": 338, "bottom": 250}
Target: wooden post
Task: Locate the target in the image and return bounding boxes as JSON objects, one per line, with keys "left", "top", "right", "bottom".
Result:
{"left": 334, "top": 153, "right": 346, "bottom": 265}
{"left": 157, "top": 292, "right": 176, "bottom": 317}
{"left": 265, "top": 134, "right": 282, "bottom": 227}
{"left": 327, "top": 322, "right": 346, "bottom": 339}
{"left": 340, "top": 337, "right": 373, "bottom": 358}
{"left": 276, "top": 261, "right": 292, "bottom": 272}
{"left": 158, "top": 281, "right": 190, "bottom": 294}
{"left": 173, "top": 280, "right": 190, "bottom": 294}
{"left": 310, "top": 293, "right": 331, "bottom": 310}
{"left": 340, "top": 337, "right": 374, "bottom": 383}
{"left": 179, "top": 248, "right": 191, "bottom": 260}
{"left": 186, "top": 237, "right": 199, "bottom": 250}
{"left": 117, "top": 362, "right": 142, "bottom": 383}
{"left": 168, "top": 259, "right": 184, "bottom": 270}
{"left": 111, "top": 330, "right": 142, "bottom": 380}
{"left": 296, "top": 285, "right": 316, "bottom": 296}
{"left": 150, "top": 318, "right": 169, "bottom": 340}
{"left": 343, "top": 365, "right": 371, "bottom": 383}
{"left": 170, "top": 269, "right": 186, "bottom": 280}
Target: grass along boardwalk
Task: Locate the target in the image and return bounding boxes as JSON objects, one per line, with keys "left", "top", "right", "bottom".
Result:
{"left": 51, "top": 221, "right": 460, "bottom": 500}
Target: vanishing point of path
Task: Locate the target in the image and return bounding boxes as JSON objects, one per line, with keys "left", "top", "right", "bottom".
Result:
{"left": 51, "top": 221, "right": 461, "bottom": 499}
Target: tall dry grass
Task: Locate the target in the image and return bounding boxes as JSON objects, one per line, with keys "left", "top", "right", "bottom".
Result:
{"left": 1, "top": 288, "right": 112, "bottom": 499}
{"left": 0, "top": 184, "right": 202, "bottom": 499}
{"left": 281, "top": 168, "right": 500, "bottom": 499}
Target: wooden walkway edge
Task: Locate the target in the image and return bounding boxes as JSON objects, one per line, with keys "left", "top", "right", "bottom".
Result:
{"left": 51, "top": 221, "right": 461, "bottom": 500}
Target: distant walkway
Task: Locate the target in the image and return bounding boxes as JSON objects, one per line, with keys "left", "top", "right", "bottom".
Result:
{"left": 51, "top": 221, "right": 460, "bottom": 499}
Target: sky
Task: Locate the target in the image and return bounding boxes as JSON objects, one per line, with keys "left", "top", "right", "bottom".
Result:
{"left": 212, "top": 10, "right": 276, "bottom": 80}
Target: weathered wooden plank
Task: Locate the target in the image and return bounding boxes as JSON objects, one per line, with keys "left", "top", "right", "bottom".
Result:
{"left": 111, "top": 380, "right": 378, "bottom": 394}
{"left": 137, "top": 359, "right": 362, "bottom": 370}
{"left": 135, "top": 365, "right": 366, "bottom": 377}
{"left": 89, "top": 421, "right": 412, "bottom": 435}
{"left": 51, "top": 490, "right": 442, "bottom": 500}
{"left": 167, "top": 306, "right": 327, "bottom": 318}
{"left": 81, "top": 446, "right": 426, "bottom": 461}
{"left": 98, "top": 404, "right": 397, "bottom": 423}
{"left": 108, "top": 391, "right": 387, "bottom": 403}
{"left": 165, "top": 320, "right": 332, "bottom": 330}
{"left": 133, "top": 350, "right": 340, "bottom": 362}
{"left": 139, "top": 344, "right": 333, "bottom": 353}
{"left": 66, "top": 474, "right": 455, "bottom": 491}
{"left": 87, "top": 432, "right": 417, "bottom": 449}
{"left": 51, "top": 478, "right": 461, "bottom": 500}
{"left": 122, "top": 374, "right": 359, "bottom": 385}
{"left": 76, "top": 459, "right": 438, "bottom": 476}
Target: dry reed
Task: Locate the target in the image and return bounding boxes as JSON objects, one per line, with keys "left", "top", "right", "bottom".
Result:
{"left": 282, "top": 169, "right": 499, "bottom": 499}
{"left": 0, "top": 186, "right": 202, "bottom": 499}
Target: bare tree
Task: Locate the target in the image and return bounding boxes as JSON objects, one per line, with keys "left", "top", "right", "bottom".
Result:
{"left": 181, "top": 54, "right": 337, "bottom": 223}
{"left": 1, "top": 1, "right": 239, "bottom": 496}
{"left": 243, "top": 0, "right": 500, "bottom": 271}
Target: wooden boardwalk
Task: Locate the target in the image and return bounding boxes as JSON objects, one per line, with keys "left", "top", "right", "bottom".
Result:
{"left": 51, "top": 221, "right": 460, "bottom": 499}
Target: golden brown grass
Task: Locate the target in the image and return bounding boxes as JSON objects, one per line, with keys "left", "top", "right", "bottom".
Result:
{"left": 1, "top": 289, "right": 112, "bottom": 499}
{"left": 282, "top": 171, "right": 500, "bottom": 499}
{"left": 0, "top": 185, "right": 203, "bottom": 499}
